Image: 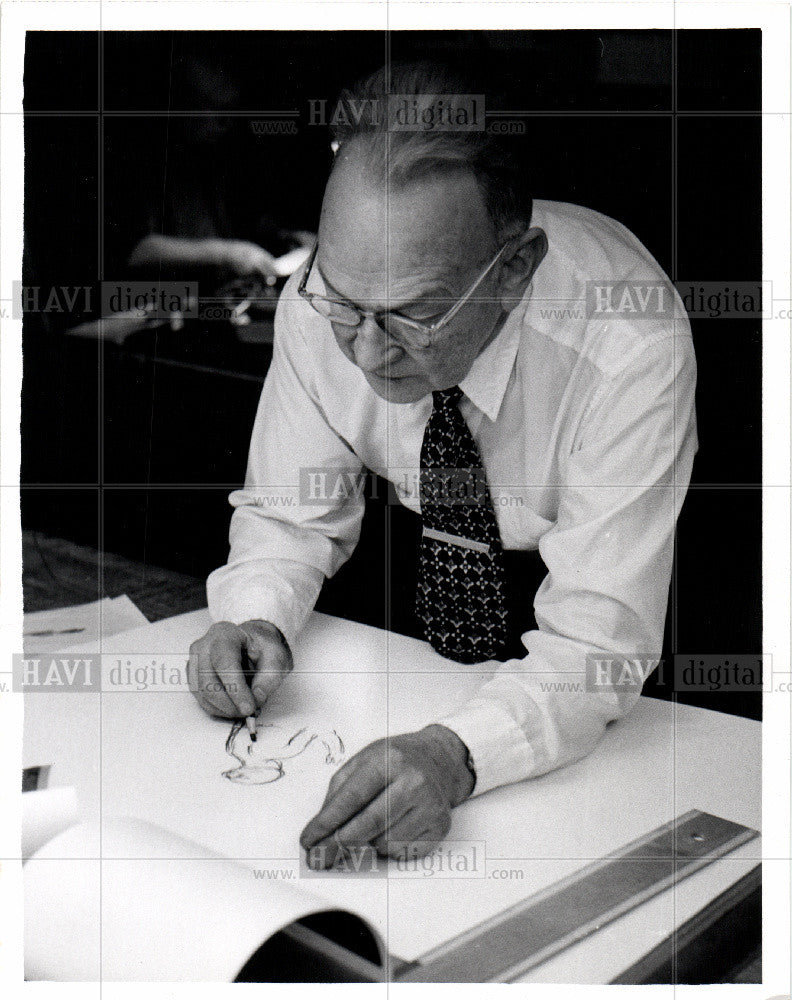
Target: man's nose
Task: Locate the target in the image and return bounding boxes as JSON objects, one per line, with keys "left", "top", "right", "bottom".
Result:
{"left": 352, "top": 315, "right": 400, "bottom": 372}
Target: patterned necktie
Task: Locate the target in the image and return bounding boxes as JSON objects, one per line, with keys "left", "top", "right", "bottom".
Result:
{"left": 415, "top": 386, "right": 509, "bottom": 663}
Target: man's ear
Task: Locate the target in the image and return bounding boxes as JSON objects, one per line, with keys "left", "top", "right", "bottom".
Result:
{"left": 498, "top": 227, "right": 548, "bottom": 312}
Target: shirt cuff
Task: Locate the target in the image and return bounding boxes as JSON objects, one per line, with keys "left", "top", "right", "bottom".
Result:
{"left": 206, "top": 560, "right": 323, "bottom": 651}
{"left": 436, "top": 675, "right": 541, "bottom": 796}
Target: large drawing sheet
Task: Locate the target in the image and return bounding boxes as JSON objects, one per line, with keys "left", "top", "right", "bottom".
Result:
{"left": 23, "top": 609, "right": 762, "bottom": 980}
{"left": 22, "top": 610, "right": 493, "bottom": 977}
{"left": 21, "top": 787, "right": 78, "bottom": 860}
{"left": 93, "top": 614, "right": 489, "bottom": 869}
{"left": 24, "top": 817, "right": 384, "bottom": 981}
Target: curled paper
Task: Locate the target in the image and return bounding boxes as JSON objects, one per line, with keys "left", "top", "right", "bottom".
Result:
{"left": 24, "top": 817, "right": 385, "bottom": 981}
{"left": 22, "top": 787, "right": 78, "bottom": 861}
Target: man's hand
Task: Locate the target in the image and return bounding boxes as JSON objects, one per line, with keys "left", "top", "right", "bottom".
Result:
{"left": 300, "top": 725, "right": 475, "bottom": 869}
{"left": 216, "top": 239, "right": 279, "bottom": 285}
{"left": 188, "top": 620, "right": 292, "bottom": 718}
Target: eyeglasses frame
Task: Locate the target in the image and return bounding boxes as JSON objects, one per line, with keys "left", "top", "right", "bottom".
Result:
{"left": 297, "top": 240, "right": 509, "bottom": 351}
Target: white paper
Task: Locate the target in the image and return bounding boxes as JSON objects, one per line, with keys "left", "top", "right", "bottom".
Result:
{"left": 24, "top": 817, "right": 384, "bottom": 981}
{"left": 23, "top": 609, "right": 762, "bottom": 972}
{"left": 23, "top": 595, "right": 149, "bottom": 655}
{"left": 21, "top": 787, "right": 78, "bottom": 860}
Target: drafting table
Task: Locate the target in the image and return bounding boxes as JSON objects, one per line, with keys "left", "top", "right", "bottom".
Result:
{"left": 23, "top": 609, "right": 761, "bottom": 982}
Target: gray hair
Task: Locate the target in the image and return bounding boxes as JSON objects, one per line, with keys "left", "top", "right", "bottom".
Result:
{"left": 330, "top": 62, "right": 532, "bottom": 243}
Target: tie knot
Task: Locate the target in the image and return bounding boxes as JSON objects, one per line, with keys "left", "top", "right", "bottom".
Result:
{"left": 432, "top": 386, "right": 463, "bottom": 410}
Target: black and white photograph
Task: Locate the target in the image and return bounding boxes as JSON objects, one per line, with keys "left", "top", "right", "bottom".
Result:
{"left": 1, "top": 2, "right": 790, "bottom": 993}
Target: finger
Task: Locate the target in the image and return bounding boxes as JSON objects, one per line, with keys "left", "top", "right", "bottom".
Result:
{"left": 306, "top": 787, "right": 412, "bottom": 870}
{"left": 187, "top": 646, "right": 202, "bottom": 699}
{"left": 299, "top": 754, "right": 388, "bottom": 850}
{"left": 319, "top": 753, "right": 366, "bottom": 806}
{"left": 199, "top": 675, "right": 238, "bottom": 716}
{"left": 378, "top": 831, "right": 437, "bottom": 862}
{"left": 253, "top": 249, "right": 278, "bottom": 284}
{"left": 371, "top": 770, "right": 452, "bottom": 859}
{"left": 188, "top": 644, "right": 224, "bottom": 715}
{"left": 212, "top": 644, "right": 256, "bottom": 717}
{"left": 192, "top": 646, "right": 238, "bottom": 717}
{"left": 373, "top": 811, "right": 438, "bottom": 860}
{"left": 308, "top": 843, "right": 380, "bottom": 873}
{"left": 199, "top": 670, "right": 239, "bottom": 716}
{"left": 187, "top": 650, "right": 212, "bottom": 713}
{"left": 318, "top": 744, "right": 391, "bottom": 809}
{"left": 247, "top": 639, "right": 291, "bottom": 707}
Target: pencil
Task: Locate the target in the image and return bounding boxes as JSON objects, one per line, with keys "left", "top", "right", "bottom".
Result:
{"left": 245, "top": 715, "right": 258, "bottom": 742}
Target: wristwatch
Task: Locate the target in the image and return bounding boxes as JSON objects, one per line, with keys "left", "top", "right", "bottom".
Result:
{"left": 463, "top": 746, "right": 477, "bottom": 794}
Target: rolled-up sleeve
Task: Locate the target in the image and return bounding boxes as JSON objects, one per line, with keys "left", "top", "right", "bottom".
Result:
{"left": 206, "top": 275, "right": 365, "bottom": 648}
{"left": 438, "top": 329, "right": 698, "bottom": 795}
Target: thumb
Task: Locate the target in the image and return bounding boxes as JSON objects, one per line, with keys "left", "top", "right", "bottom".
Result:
{"left": 243, "top": 629, "right": 291, "bottom": 707}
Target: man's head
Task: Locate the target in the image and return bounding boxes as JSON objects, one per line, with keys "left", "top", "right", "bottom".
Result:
{"left": 313, "top": 63, "right": 548, "bottom": 403}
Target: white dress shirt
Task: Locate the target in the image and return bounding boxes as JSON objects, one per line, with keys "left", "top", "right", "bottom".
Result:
{"left": 207, "top": 199, "right": 697, "bottom": 797}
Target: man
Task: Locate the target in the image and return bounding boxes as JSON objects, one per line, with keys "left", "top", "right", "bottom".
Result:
{"left": 188, "top": 64, "right": 697, "bottom": 868}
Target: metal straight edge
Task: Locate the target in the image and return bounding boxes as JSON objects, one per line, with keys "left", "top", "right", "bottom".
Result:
{"left": 397, "top": 809, "right": 759, "bottom": 983}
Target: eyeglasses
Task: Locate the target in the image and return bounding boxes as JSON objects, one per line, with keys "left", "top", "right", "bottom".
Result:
{"left": 297, "top": 241, "right": 508, "bottom": 351}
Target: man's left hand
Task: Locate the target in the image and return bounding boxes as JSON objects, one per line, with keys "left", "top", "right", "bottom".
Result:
{"left": 300, "top": 725, "right": 475, "bottom": 869}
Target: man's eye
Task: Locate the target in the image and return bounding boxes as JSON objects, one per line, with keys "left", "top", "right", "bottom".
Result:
{"left": 398, "top": 310, "right": 444, "bottom": 324}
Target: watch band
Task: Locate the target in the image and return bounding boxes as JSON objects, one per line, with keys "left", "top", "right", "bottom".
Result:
{"left": 464, "top": 747, "right": 477, "bottom": 793}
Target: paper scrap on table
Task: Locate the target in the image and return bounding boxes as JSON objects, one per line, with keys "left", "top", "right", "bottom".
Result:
{"left": 23, "top": 595, "right": 149, "bottom": 655}
{"left": 22, "top": 787, "right": 78, "bottom": 861}
{"left": 24, "top": 817, "right": 385, "bottom": 982}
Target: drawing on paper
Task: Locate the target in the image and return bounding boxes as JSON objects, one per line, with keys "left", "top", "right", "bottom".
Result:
{"left": 223, "top": 720, "right": 345, "bottom": 784}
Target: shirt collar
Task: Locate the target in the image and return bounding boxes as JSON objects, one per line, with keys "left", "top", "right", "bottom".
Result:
{"left": 457, "top": 296, "right": 526, "bottom": 423}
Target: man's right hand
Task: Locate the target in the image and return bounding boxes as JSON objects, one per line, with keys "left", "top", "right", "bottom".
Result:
{"left": 216, "top": 239, "right": 279, "bottom": 285}
{"left": 188, "top": 620, "right": 293, "bottom": 718}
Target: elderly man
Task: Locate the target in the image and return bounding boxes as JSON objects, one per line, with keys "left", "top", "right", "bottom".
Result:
{"left": 188, "top": 64, "right": 697, "bottom": 867}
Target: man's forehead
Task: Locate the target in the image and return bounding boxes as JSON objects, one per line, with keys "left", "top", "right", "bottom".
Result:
{"left": 317, "top": 233, "right": 470, "bottom": 285}
{"left": 319, "top": 156, "right": 492, "bottom": 270}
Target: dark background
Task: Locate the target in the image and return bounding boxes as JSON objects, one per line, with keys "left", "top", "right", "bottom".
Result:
{"left": 21, "top": 30, "right": 762, "bottom": 717}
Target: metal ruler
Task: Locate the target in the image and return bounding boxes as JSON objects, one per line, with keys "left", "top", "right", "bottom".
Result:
{"left": 397, "top": 809, "right": 758, "bottom": 983}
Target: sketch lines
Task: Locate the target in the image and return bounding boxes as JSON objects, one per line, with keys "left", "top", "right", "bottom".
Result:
{"left": 223, "top": 720, "right": 345, "bottom": 785}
